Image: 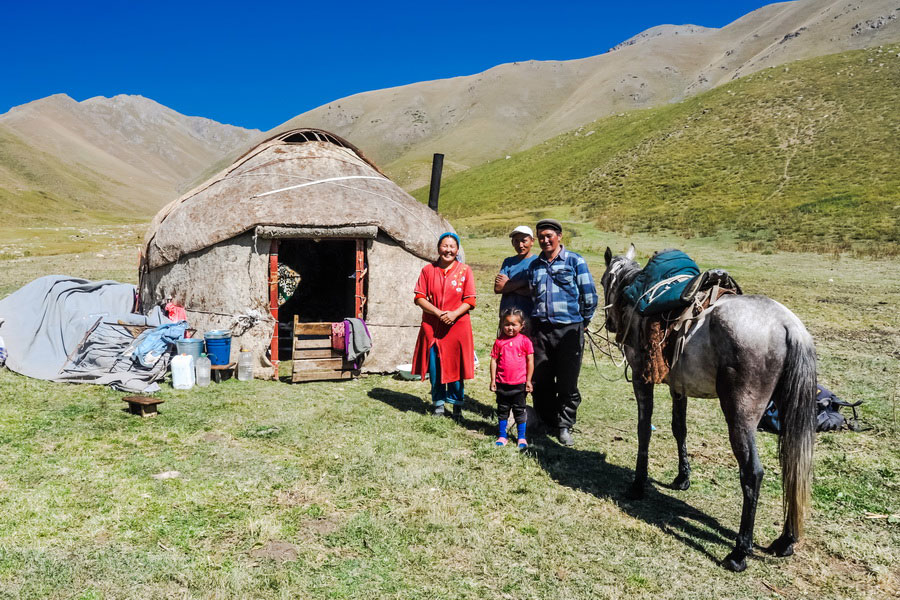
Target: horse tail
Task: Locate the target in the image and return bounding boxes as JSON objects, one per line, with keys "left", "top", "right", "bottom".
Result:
{"left": 773, "top": 323, "right": 817, "bottom": 539}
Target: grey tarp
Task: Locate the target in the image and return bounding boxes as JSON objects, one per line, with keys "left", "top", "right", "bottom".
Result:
{"left": 0, "top": 276, "right": 171, "bottom": 392}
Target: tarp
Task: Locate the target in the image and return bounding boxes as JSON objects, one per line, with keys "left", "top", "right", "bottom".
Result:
{"left": 0, "top": 276, "right": 172, "bottom": 392}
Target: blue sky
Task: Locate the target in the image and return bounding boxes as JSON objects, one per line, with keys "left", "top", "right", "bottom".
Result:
{"left": 1, "top": 1, "right": 776, "bottom": 130}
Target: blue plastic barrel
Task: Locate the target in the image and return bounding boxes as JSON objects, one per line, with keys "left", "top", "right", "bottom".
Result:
{"left": 204, "top": 330, "right": 232, "bottom": 365}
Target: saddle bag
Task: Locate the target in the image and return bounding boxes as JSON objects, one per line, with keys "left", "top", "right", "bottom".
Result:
{"left": 622, "top": 249, "right": 700, "bottom": 316}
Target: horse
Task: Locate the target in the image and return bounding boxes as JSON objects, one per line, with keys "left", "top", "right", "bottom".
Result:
{"left": 600, "top": 245, "right": 816, "bottom": 572}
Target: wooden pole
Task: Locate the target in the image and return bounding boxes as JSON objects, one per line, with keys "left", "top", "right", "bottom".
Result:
{"left": 269, "top": 240, "right": 280, "bottom": 376}
{"left": 354, "top": 239, "right": 366, "bottom": 319}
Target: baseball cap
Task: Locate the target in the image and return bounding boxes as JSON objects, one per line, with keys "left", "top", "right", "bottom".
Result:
{"left": 509, "top": 225, "right": 534, "bottom": 238}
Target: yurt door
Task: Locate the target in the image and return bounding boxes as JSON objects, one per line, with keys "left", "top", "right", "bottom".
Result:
{"left": 269, "top": 238, "right": 367, "bottom": 381}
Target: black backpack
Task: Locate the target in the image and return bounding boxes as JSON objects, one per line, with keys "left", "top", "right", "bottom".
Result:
{"left": 758, "top": 384, "right": 863, "bottom": 434}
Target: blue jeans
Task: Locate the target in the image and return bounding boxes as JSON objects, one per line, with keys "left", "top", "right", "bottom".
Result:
{"left": 428, "top": 345, "right": 464, "bottom": 406}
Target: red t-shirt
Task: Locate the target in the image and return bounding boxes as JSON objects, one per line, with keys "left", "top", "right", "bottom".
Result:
{"left": 490, "top": 333, "right": 534, "bottom": 385}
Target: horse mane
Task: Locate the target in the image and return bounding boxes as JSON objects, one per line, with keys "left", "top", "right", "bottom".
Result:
{"left": 609, "top": 258, "right": 641, "bottom": 305}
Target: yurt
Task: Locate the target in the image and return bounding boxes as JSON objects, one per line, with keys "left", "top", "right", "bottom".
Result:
{"left": 139, "top": 128, "right": 456, "bottom": 381}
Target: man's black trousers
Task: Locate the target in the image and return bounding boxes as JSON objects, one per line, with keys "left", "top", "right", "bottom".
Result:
{"left": 531, "top": 320, "right": 584, "bottom": 429}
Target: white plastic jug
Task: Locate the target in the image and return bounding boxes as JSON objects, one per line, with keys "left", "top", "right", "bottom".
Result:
{"left": 237, "top": 348, "right": 253, "bottom": 381}
{"left": 195, "top": 353, "right": 211, "bottom": 387}
{"left": 172, "top": 354, "right": 195, "bottom": 390}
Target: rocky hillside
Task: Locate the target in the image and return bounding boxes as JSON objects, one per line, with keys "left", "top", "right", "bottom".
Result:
{"left": 414, "top": 47, "right": 900, "bottom": 256}
{"left": 273, "top": 0, "right": 900, "bottom": 188}
{"left": 0, "top": 94, "right": 258, "bottom": 225}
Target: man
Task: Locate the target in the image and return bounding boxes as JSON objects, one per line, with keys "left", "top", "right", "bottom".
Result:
{"left": 494, "top": 225, "right": 536, "bottom": 316}
{"left": 497, "top": 219, "right": 597, "bottom": 445}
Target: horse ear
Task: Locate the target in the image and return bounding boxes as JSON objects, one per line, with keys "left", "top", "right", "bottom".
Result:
{"left": 625, "top": 244, "right": 636, "bottom": 261}
{"left": 604, "top": 247, "right": 612, "bottom": 266}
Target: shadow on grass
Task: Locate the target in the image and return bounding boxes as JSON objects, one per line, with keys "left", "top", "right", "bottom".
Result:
{"left": 367, "top": 388, "right": 499, "bottom": 437}
{"left": 531, "top": 440, "right": 739, "bottom": 567}
{"left": 370, "top": 386, "right": 737, "bottom": 564}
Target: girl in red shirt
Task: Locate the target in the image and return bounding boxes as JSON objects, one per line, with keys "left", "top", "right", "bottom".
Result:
{"left": 412, "top": 232, "right": 476, "bottom": 419}
{"left": 489, "top": 308, "right": 534, "bottom": 449}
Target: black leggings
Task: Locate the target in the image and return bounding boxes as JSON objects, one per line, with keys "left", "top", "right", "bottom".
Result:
{"left": 496, "top": 383, "right": 527, "bottom": 424}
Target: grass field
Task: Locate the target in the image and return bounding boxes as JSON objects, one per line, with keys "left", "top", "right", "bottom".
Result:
{"left": 0, "top": 223, "right": 897, "bottom": 599}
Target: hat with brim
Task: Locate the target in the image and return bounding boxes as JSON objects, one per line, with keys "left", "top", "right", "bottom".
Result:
{"left": 535, "top": 218, "right": 562, "bottom": 233}
{"left": 509, "top": 225, "right": 534, "bottom": 238}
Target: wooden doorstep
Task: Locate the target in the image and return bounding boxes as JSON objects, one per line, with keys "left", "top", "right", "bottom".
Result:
{"left": 292, "top": 357, "right": 343, "bottom": 371}
{"left": 294, "top": 338, "right": 332, "bottom": 350}
{"left": 293, "top": 322, "right": 332, "bottom": 336}
{"left": 292, "top": 369, "right": 353, "bottom": 382}
{"left": 292, "top": 347, "right": 336, "bottom": 359}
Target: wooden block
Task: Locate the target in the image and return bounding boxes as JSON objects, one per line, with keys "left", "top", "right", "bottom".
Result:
{"left": 122, "top": 395, "right": 164, "bottom": 417}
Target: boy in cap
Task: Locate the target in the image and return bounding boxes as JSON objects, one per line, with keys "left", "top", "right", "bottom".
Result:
{"left": 494, "top": 225, "right": 536, "bottom": 317}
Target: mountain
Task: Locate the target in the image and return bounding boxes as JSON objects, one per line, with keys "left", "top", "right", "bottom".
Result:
{"left": 410, "top": 47, "right": 900, "bottom": 256}
{"left": 0, "top": 94, "right": 259, "bottom": 225}
{"left": 273, "top": 0, "right": 900, "bottom": 188}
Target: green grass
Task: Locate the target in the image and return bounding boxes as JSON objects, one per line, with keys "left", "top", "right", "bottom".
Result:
{"left": 0, "top": 225, "right": 897, "bottom": 598}
{"left": 414, "top": 47, "right": 900, "bottom": 256}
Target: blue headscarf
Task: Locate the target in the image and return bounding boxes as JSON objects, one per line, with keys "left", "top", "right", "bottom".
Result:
{"left": 437, "top": 232, "right": 462, "bottom": 262}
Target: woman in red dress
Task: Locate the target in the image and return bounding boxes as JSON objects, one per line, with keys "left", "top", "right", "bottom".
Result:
{"left": 412, "top": 232, "right": 476, "bottom": 419}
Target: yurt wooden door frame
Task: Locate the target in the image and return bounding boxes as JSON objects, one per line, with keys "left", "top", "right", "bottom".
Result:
{"left": 264, "top": 229, "right": 369, "bottom": 381}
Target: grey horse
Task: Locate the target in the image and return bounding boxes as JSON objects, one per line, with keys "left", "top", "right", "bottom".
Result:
{"left": 601, "top": 246, "right": 816, "bottom": 572}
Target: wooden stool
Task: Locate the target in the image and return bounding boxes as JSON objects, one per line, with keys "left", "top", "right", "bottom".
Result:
{"left": 211, "top": 362, "right": 236, "bottom": 383}
{"left": 123, "top": 395, "right": 164, "bottom": 417}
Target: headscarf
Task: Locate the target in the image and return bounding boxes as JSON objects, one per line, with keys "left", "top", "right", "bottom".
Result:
{"left": 437, "top": 232, "right": 463, "bottom": 262}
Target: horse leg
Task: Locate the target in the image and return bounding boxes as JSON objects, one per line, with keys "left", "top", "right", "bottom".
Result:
{"left": 670, "top": 390, "right": 691, "bottom": 490}
{"left": 627, "top": 379, "right": 654, "bottom": 500}
{"left": 721, "top": 414, "right": 764, "bottom": 572}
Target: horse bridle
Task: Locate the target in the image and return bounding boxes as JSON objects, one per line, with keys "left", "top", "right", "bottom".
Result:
{"left": 582, "top": 258, "right": 630, "bottom": 377}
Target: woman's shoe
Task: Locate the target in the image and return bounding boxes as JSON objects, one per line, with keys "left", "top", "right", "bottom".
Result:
{"left": 432, "top": 405, "right": 445, "bottom": 417}
{"left": 452, "top": 404, "right": 462, "bottom": 421}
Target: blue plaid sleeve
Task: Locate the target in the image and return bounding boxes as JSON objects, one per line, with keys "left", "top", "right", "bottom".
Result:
{"left": 574, "top": 255, "right": 598, "bottom": 321}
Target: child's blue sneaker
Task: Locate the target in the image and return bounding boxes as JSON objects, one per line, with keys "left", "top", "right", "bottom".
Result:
{"left": 495, "top": 437, "right": 508, "bottom": 447}
{"left": 517, "top": 439, "right": 528, "bottom": 450}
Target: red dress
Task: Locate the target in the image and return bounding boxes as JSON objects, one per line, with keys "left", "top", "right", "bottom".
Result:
{"left": 412, "top": 261, "right": 476, "bottom": 382}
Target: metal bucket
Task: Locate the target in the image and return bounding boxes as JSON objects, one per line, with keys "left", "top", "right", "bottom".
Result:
{"left": 175, "top": 338, "right": 204, "bottom": 360}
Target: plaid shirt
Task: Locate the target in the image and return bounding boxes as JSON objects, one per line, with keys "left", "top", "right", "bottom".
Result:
{"left": 524, "top": 246, "right": 598, "bottom": 324}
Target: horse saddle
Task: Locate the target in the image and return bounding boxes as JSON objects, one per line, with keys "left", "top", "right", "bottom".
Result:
{"left": 640, "top": 269, "right": 742, "bottom": 385}
{"left": 680, "top": 269, "right": 742, "bottom": 304}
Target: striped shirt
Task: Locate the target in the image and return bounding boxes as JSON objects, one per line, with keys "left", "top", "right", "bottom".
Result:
{"left": 524, "top": 246, "right": 598, "bottom": 324}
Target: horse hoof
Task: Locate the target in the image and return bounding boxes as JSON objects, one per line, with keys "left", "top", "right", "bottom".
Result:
{"left": 766, "top": 535, "right": 795, "bottom": 557}
{"left": 625, "top": 482, "right": 645, "bottom": 500}
{"left": 671, "top": 474, "right": 691, "bottom": 491}
{"left": 722, "top": 550, "right": 747, "bottom": 572}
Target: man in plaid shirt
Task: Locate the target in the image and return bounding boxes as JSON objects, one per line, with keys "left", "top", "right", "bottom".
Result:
{"left": 498, "top": 218, "right": 597, "bottom": 445}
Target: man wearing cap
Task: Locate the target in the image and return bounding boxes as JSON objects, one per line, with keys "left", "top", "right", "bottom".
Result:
{"left": 494, "top": 225, "right": 536, "bottom": 316}
{"left": 497, "top": 219, "right": 597, "bottom": 445}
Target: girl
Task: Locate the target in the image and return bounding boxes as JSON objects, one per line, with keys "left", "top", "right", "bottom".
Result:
{"left": 489, "top": 308, "right": 534, "bottom": 448}
{"left": 412, "top": 232, "right": 477, "bottom": 419}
